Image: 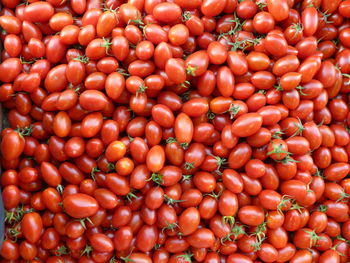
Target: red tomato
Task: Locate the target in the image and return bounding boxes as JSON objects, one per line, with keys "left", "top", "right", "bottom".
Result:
{"left": 63, "top": 193, "right": 99, "bottom": 218}
{"left": 1, "top": 131, "right": 25, "bottom": 160}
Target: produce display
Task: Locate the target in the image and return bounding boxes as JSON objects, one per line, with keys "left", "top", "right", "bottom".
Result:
{"left": 1, "top": 0, "right": 350, "bottom": 262}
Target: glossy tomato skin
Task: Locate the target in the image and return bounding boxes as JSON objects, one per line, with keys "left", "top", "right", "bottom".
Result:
{"left": 231, "top": 113, "right": 263, "bottom": 137}
{"left": 1, "top": 131, "right": 25, "bottom": 160}
{"left": 22, "top": 212, "right": 43, "bottom": 244}
{"left": 63, "top": 193, "right": 99, "bottom": 218}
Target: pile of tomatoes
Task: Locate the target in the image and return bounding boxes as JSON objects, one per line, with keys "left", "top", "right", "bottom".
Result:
{"left": 1, "top": 0, "right": 350, "bottom": 262}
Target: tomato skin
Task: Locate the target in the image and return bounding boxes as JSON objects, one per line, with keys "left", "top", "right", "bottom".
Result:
{"left": 4, "top": 34, "right": 22, "bottom": 58}
{"left": 174, "top": 113, "right": 193, "bottom": 145}
{"left": 264, "top": 33, "right": 288, "bottom": 57}
{"left": 302, "top": 6, "right": 319, "bottom": 37}
{"left": 227, "top": 253, "right": 253, "bottom": 263}
{"left": 267, "top": 0, "right": 289, "bottom": 21}
{"left": 79, "top": 90, "right": 108, "bottom": 112}
{"left": 24, "top": 2, "right": 55, "bottom": 23}
{"left": 1, "top": 131, "right": 25, "bottom": 160}
{"left": 22, "top": 212, "right": 43, "bottom": 244}
{"left": 147, "top": 145, "right": 165, "bottom": 172}
{"left": 165, "top": 58, "right": 186, "bottom": 85}
{"left": 219, "top": 190, "right": 238, "bottom": 216}
{"left": 0, "top": 58, "right": 22, "bottom": 83}
{"left": 90, "top": 233, "right": 114, "bottom": 253}
{"left": 185, "top": 50, "right": 209, "bottom": 77}
{"left": 227, "top": 51, "right": 248, "bottom": 76}
{"left": 106, "top": 173, "right": 130, "bottom": 196}
{"left": 2, "top": 185, "right": 20, "bottom": 210}
{"left": 0, "top": 240, "right": 19, "bottom": 260}
{"left": 231, "top": 113, "right": 263, "bottom": 137}
{"left": 113, "top": 226, "right": 133, "bottom": 251}
{"left": 186, "top": 228, "right": 215, "bottom": 248}
{"left": 324, "top": 163, "right": 350, "bottom": 181}
{"left": 217, "top": 66, "right": 235, "bottom": 97}
{"left": 151, "top": 104, "right": 175, "bottom": 128}
{"left": 41, "top": 161, "right": 62, "bottom": 186}
{"left": 135, "top": 224, "right": 158, "bottom": 252}
{"left": 63, "top": 193, "right": 99, "bottom": 218}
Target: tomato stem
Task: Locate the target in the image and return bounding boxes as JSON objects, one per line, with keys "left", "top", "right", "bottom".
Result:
{"left": 101, "top": 37, "right": 112, "bottom": 55}
{"left": 336, "top": 191, "right": 350, "bottom": 203}
{"left": 72, "top": 55, "right": 89, "bottom": 64}
{"left": 222, "top": 216, "right": 235, "bottom": 227}
{"left": 147, "top": 172, "right": 164, "bottom": 185}
{"left": 290, "top": 23, "right": 303, "bottom": 39}
{"left": 228, "top": 104, "right": 240, "bottom": 119}
{"left": 296, "top": 85, "right": 308, "bottom": 96}
{"left": 182, "top": 174, "right": 192, "bottom": 181}
{"left": 79, "top": 217, "right": 93, "bottom": 229}
{"left": 290, "top": 118, "right": 305, "bottom": 137}
{"left": 117, "top": 68, "right": 131, "bottom": 77}
{"left": 107, "top": 162, "right": 115, "bottom": 172}
{"left": 125, "top": 190, "right": 138, "bottom": 202}
{"left": 19, "top": 56, "right": 36, "bottom": 64}
{"left": 80, "top": 244, "right": 93, "bottom": 257}
{"left": 271, "top": 130, "right": 285, "bottom": 139}
{"left": 277, "top": 195, "right": 292, "bottom": 214}
{"left": 267, "top": 143, "right": 292, "bottom": 159}
{"left": 56, "top": 184, "right": 64, "bottom": 194}
{"left": 176, "top": 252, "right": 193, "bottom": 263}
{"left": 55, "top": 245, "right": 69, "bottom": 256}
{"left": 162, "top": 222, "right": 179, "bottom": 233}
{"left": 15, "top": 125, "right": 33, "bottom": 137}
{"left": 186, "top": 64, "right": 198, "bottom": 76}
{"left": 206, "top": 110, "right": 216, "bottom": 120}
{"left": 90, "top": 167, "right": 100, "bottom": 181}
{"left": 182, "top": 11, "right": 191, "bottom": 22}
{"left": 184, "top": 162, "right": 195, "bottom": 170}
{"left": 164, "top": 194, "right": 185, "bottom": 205}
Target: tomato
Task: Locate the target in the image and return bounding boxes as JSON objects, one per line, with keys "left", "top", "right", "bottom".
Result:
{"left": 238, "top": 205, "right": 264, "bottom": 226}
{"left": 217, "top": 66, "right": 235, "bottom": 97}
{"left": 165, "top": 58, "right": 186, "bottom": 85}
{"left": 267, "top": 0, "right": 289, "bottom": 21}
{"left": 231, "top": 113, "right": 263, "bottom": 137}
{"left": 63, "top": 193, "right": 99, "bottom": 218}
{"left": 174, "top": 113, "right": 193, "bottom": 145}
{"left": 1, "top": 130, "right": 25, "bottom": 160}
{"left": 152, "top": 104, "right": 175, "bottom": 128}
{"left": 21, "top": 212, "right": 43, "bottom": 244}
{"left": 185, "top": 51, "right": 209, "bottom": 77}
{"left": 227, "top": 253, "right": 253, "bottom": 263}
{"left": 186, "top": 228, "right": 215, "bottom": 248}
{"left": 0, "top": 240, "right": 19, "bottom": 260}
{"left": 147, "top": 145, "right": 165, "bottom": 172}
{"left": 264, "top": 33, "right": 288, "bottom": 57}
{"left": 0, "top": 58, "right": 22, "bottom": 83}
